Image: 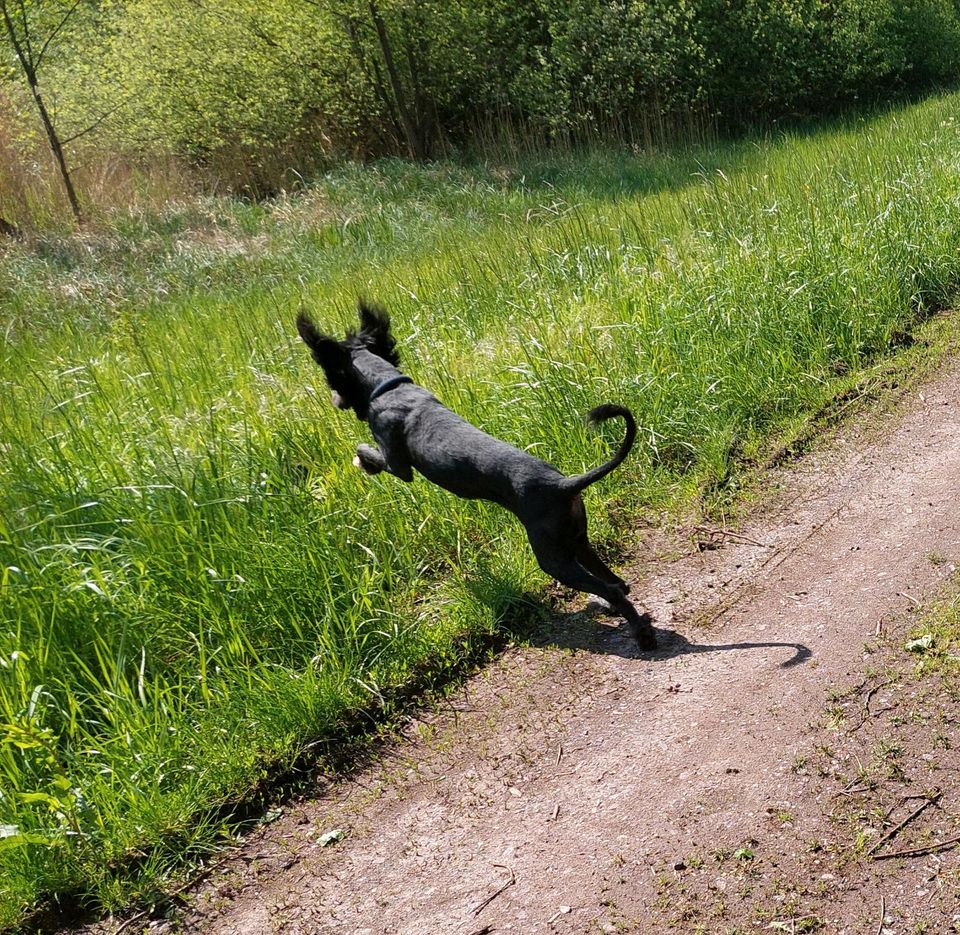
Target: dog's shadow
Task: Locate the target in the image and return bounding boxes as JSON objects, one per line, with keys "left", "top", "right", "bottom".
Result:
{"left": 468, "top": 574, "right": 811, "bottom": 668}
{"left": 543, "top": 606, "right": 811, "bottom": 668}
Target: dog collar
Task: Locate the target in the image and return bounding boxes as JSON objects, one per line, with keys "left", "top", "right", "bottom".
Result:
{"left": 369, "top": 375, "right": 413, "bottom": 402}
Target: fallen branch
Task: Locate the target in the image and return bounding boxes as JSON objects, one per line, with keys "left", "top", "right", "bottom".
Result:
{"left": 112, "top": 910, "right": 148, "bottom": 935}
{"left": 863, "top": 678, "right": 897, "bottom": 714}
{"left": 692, "top": 524, "right": 768, "bottom": 550}
{"left": 847, "top": 677, "right": 898, "bottom": 734}
{"left": 868, "top": 791, "right": 942, "bottom": 857}
{"left": 881, "top": 790, "right": 942, "bottom": 824}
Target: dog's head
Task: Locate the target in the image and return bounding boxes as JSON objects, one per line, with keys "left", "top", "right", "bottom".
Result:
{"left": 296, "top": 301, "right": 400, "bottom": 419}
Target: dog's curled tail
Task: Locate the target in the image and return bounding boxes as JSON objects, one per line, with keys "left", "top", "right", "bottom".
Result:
{"left": 560, "top": 404, "right": 637, "bottom": 495}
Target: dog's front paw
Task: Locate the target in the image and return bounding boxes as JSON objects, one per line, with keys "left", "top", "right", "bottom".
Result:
{"left": 354, "top": 445, "right": 386, "bottom": 475}
{"left": 355, "top": 458, "right": 382, "bottom": 476}
{"left": 353, "top": 455, "right": 379, "bottom": 475}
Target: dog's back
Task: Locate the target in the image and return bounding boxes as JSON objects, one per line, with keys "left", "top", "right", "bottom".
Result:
{"left": 369, "top": 386, "right": 564, "bottom": 512}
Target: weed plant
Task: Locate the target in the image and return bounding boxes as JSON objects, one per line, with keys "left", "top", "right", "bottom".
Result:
{"left": 4, "top": 94, "right": 960, "bottom": 924}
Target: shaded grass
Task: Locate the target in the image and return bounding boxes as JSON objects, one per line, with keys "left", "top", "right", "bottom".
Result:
{"left": 5, "top": 93, "right": 960, "bottom": 925}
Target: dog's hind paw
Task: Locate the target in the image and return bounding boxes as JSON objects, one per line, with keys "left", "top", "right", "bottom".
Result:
{"left": 634, "top": 632, "right": 658, "bottom": 652}
{"left": 629, "top": 612, "right": 657, "bottom": 651}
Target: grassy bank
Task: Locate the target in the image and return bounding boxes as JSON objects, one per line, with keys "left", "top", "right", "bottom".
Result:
{"left": 4, "top": 93, "right": 960, "bottom": 925}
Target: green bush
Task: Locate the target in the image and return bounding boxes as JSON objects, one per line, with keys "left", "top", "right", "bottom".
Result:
{"left": 702, "top": 0, "right": 960, "bottom": 125}
{"left": 22, "top": 0, "right": 960, "bottom": 187}
{"left": 7, "top": 1, "right": 960, "bottom": 191}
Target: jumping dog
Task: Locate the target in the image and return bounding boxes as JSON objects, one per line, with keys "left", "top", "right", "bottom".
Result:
{"left": 296, "top": 301, "right": 656, "bottom": 649}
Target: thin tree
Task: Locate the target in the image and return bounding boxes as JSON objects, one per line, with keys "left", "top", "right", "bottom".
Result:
{"left": 304, "top": 0, "right": 433, "bottom": 161}
{"left": 0, "top": 0, "right": 84, "bottom": 223}
{"left": 365, "top": 0, "right": 427, "bottom": 161}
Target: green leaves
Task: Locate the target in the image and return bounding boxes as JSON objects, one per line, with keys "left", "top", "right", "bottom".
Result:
{"left": 14, "top": 0, "right": 960, "bottom": 188}
{"left": 317, "top": 828, "right": 344, "bottom": 847}
{"left": 0, "top": 825, "right": 50, "bottom": 850}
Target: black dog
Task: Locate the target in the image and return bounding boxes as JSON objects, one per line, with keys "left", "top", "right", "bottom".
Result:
{"left": 296, "top": 301, "right": 656, "bottom": 650}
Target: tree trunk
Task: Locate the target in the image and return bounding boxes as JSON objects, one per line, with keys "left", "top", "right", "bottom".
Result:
{"left": 0, "top": 0, "right": 83, "bottom": 224}
{"left": 367, "top": 0, "right": 426, "bottom": 160}
{"left": 341, "top": 13, "right": 405, "bottom": 153}
{"left": 29, "top": 80, "right": 83, "bottom": 223}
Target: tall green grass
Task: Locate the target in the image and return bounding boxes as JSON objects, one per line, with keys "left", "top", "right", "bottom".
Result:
{"left": 4, "top": 94, "right": 960, "bottom": 925}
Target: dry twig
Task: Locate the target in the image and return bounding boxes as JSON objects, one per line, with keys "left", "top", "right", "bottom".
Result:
{"left": 112, "top": 910, "right": 149, "bottom": 935}
{"left": 873, "top": 834, "right": 960, "bottom": 862}
{"left": 847, "top": 677, "right": 898, "bottom": 734}
{"left": 693, "top": 524, "right": 768, "bottom": 549}
{"left": 875, "top": 895, "right": 885, "bottom": 935}
{"left": 471, "top": 865, "right": 516, "bottom": 916}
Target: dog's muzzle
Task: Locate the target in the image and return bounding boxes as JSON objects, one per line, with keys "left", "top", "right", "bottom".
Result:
{"left": 332, "top": 391, "right": 349, "bottom": 410}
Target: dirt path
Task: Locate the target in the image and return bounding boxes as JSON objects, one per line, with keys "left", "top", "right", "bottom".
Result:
{"left": 166, "top": 358, "right": 960, "bottom": 934}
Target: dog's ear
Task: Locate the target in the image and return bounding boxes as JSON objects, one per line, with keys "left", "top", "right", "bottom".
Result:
{"left": 296, "top": 311, "right": 350, "bottom": 377}
{"left": 357, "top": 300, "right": 400, "bottom": 365}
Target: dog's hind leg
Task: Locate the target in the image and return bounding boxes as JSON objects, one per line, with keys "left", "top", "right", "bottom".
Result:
{"left": 529, "top": 539, "right": 656, "bottom": 650}
{"left": 576, "top": 538, "right": 630, "bottom": 595}
{"left": 567, "top": 495, "right": 630, "bottom": 594}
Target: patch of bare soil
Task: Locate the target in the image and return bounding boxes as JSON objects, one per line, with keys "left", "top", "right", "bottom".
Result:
{"left": 645, "top": 634, "right": 960, "bottom": 934}
{"left": 124, "top": 358, "right": 960, "bottom": 935}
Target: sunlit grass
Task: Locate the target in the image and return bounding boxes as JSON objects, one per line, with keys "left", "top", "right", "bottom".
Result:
{"left": 4, "top": 93, "right": 960, "bottom": 924}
